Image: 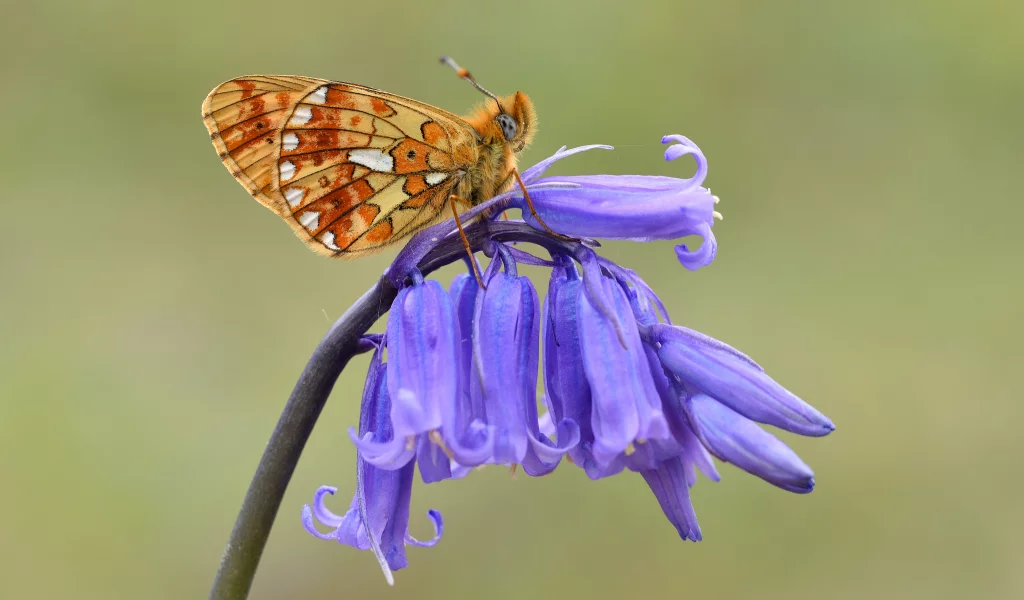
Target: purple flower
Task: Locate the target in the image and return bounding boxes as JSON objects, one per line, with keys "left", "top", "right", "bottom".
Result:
{"left": 303, "top": 346, "right": 442, "bottom": 584}
{"left": 306, "top": 135, "right": 833, "bottom": 580}
{"left": 525, "top": 136, "right": 720, "bottom": 271}
{"left": 576, "top": 253, "right": 670, "bottom": 468}
{"left": 349, "top": 274, "right": 457, "bottom": 482}
{"left": 649, "top": 324, "right": 834, "bottom": 437}
{"left": 465, "top": 251, "right": 580, "bottom": 474}
{"left": 540, "top": 262, "right": 592, "bottom": 470}
{"left": 538, "top": 251, "right": 829, "bottom": 542}
{"left": 684, "top": 393, "right": 815, "bottom": 493}
{"left": 541, "top": 261, "right": 719, "bottom": 538}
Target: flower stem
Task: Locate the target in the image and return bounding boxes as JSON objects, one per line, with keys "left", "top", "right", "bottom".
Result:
{"left": 207, "top": 280, "right": 398, "bottom": 600}
{"left": 207, "top": 221, "right": 578, "bottom": 600}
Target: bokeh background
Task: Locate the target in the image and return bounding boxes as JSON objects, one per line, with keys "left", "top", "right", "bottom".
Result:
{"left": 2, "top": 1, "right": 1021, "bottom": 598}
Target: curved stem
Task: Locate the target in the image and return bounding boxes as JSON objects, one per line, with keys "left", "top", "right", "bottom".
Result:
{"left": 207, "top": 221, "right": 576, "bottom": 600}
{"left": 208, "top": 280, "right": 398, "bottom": 600}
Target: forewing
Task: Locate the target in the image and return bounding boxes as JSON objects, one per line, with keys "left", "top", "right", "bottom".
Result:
{"left": 203, "top": 76, "right": 476, "bottom": 256}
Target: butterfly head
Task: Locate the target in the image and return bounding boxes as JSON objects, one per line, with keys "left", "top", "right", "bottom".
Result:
{"left": 485, "top": 92, "right": 536, "bottom": 153}
{"left": 441, "top": 56, "right": 537, "bottom": 153}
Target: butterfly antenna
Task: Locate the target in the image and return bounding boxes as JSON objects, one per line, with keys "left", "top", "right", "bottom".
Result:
{"left": 439, "top": 55, "right": 504, "bottom": 113}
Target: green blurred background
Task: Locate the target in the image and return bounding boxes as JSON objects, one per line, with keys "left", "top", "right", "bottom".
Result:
{"left": 2, "top": 1, "right": 1021, "bottom": 598}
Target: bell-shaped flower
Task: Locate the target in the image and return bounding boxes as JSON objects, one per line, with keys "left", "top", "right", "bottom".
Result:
{"left": 639, "top": 455, "right": 703, "bottom": 542}
{"left": 468, "top": 253, "right": 578, "bottom": 475}
{"left": 650, "top": 324, "right": 834, "bottom": 437}
{"left": 577, "top": 256, "right": 671, "bottom": 467}
{"left": 541, "top": 262, "right": 593, "bottom": 470}
{"left": 684, "top": 392, "right": 815, "bottom": 493}
{"left": 524, "top": 136, "right": 719, "bottom": 270}
{"left": 302, "top": 347, "right": 442, "bottom": 583}
{"left": 441, "top": 272, "right": 495, "bottom": 469}
{"left": 350, "top": 274, "right": 459, "bottom": 478}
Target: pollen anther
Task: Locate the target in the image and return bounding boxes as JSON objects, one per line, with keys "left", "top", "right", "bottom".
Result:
{"left": 428, "top": 430, "right": 454, "bottom": 459}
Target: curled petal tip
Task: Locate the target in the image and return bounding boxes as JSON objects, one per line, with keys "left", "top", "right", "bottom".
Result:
{"left": 660, "top": 135, "right": 708, "bottom": 190}
{"left": 301, "top": 504, "right": 337, "bottom": 541}
{"left": 406, "top": 509, "right": 444, "bottom": 547}
{"left": 309, "top": 485, "right": 346, "bottom": 527}
{"left": 663, "top": 143, "right": 691, "bottom": 162}
{"left": 661, "top": 134, "right": 699, "bottom": 146}
{"left": 674, "top": 226, "right": 717, "bottom": 271}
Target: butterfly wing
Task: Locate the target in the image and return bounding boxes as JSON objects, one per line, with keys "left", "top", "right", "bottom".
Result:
{"left": 203, "top": 76, "right": 477, "bottom": 257}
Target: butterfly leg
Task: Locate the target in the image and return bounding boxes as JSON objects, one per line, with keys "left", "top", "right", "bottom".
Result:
{"left": 511, "top": 169, "right": 578, "bottom": 242}
{"left": 449, "top": 195, "right": 487, "bottom": 289}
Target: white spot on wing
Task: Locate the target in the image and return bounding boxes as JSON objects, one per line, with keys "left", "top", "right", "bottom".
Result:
{"left": 299, "top": 211, "right": 320, "bottom": 231}
{"left": 279, "top": 160, "right": 295, "bottom": 181}
{"left": 425, "top": 172, "right": 449, "bottom": 185}
{"left": 290, "top": 106, "right": 312, "bottom": 126}
{"left": 349, "top": 149, "right": 394, "bottom": 173}
{"left": 283, "top": 133, "right": 299, "bottom": 151}
{"left": 322, "top": 231, "right": 341, "bottom": 251}
{"left": 309, "top": 86, "right": 328, "bottom": 104}
{"left": 285, "top": 187, "right": 304, "bottom": 207}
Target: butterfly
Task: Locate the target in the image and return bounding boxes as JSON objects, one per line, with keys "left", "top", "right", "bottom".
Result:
{"left": 202, "top": 57, "right": 541, "bottom": 262}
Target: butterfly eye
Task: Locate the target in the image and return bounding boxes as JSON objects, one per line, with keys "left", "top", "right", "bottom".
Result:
{"left": 496, "top": 114, "right": 517, "bottom": 141}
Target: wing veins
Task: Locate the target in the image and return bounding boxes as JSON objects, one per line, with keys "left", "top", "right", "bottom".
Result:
{"left": 205, "top": 90, "right": 301, "bottom": 115}
{"left": 389, "top": 180, "right": 459, "bottom": 240}
{"left": 317, "top": 175, "right": 404, "bottom": 239}
{"left": 285, "top": 106, "right": 454, "bottom": 154}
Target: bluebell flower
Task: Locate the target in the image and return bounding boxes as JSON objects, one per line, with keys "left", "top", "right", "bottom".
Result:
{"left": 577, "top": 253, "right": 671, "bottom": 469}
{"left": 525, "top": 135, "right": 720, "bottom": 271}
{"left": 649, "top": 323, "right": 834, "bottom": 438}
{"left": 346, "top": 272, "right": 462, "bottom": 483}
{"left": 302, "top": 345, "right": 442, "bottom": 584}
{"left": 306, "top": 135, "right": 834, "bottom": 580}
{"left": 465, "top": 248, "right": 579, "bottom": 475}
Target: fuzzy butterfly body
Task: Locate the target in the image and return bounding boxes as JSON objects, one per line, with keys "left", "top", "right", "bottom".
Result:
{"left": 203, "top": 72, "right": 536, "bottom": 257}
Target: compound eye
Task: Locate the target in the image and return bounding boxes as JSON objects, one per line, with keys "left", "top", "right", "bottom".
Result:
{"left": 496, "top": 114, "right": 517, "bottom": 142}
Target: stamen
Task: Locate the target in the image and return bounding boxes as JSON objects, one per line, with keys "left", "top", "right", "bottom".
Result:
{"left": 428, "top": 429, "right": 454, "bottom": 459}
{"left": 405, "top": 436, "right": 416, "bottom": 451}
{"left": 509, "top": 463, "right": 518, "bottom": 477}
{"left": 624, "top": 443, "right": 636, "bottom": 456}
{"left": 713, "top": 211, "right": 724, "bottom": 221}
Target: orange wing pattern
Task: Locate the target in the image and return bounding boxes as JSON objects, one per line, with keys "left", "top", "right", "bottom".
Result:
{"left": 203, "top": 76, "right": 478, "bottom": 257}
